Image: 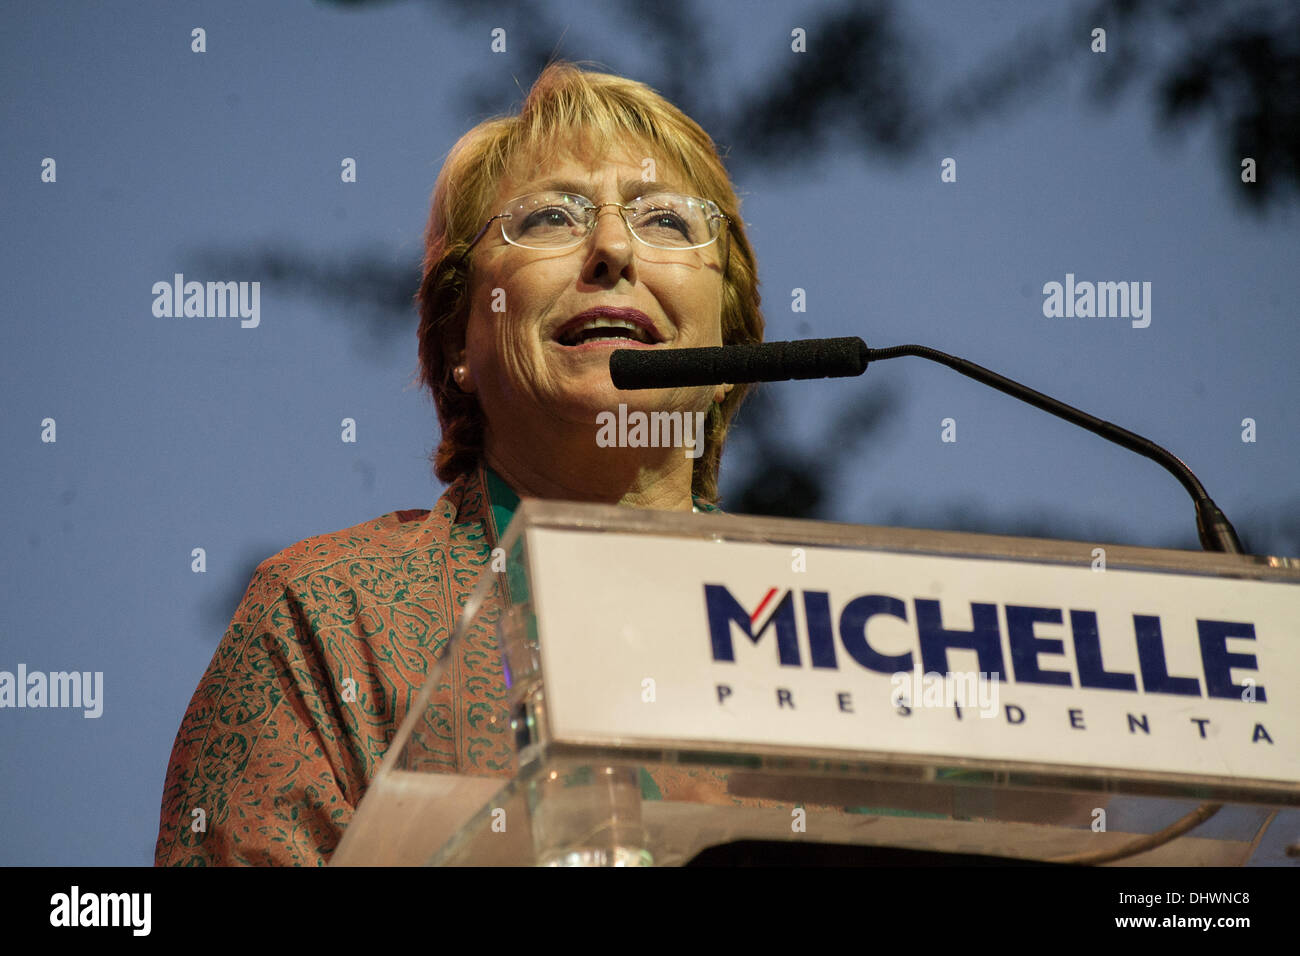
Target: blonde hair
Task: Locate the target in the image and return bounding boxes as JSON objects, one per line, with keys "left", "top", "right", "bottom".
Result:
{"left": 415, "top": 60, "right": 763, "bottom": 504}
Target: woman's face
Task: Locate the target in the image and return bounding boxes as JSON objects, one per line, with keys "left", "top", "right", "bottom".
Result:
{"left": 459, "top": 143, "right": 729, "bottom": 439}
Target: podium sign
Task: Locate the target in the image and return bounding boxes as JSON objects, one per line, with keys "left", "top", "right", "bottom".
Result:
{"left": 332, "top": 501, "right": 1300, "bottom": 867}
{"left": 530, "top": 528, "right": 1299, "bottom": 787}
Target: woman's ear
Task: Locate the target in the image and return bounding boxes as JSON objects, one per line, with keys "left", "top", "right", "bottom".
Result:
{"left": 713, "top": 382, "right": 733, "bottom": 405}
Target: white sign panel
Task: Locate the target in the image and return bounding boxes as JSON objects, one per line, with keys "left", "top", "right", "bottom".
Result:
{"left": 527, "top": 528, "right": 1300, "bottom": 784}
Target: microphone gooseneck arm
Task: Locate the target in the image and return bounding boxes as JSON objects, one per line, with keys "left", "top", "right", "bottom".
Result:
{"left": 867, "top": 343, "right": 1243, "bottom": 555}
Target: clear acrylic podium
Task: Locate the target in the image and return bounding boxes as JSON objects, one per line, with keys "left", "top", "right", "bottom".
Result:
{"left": 331, "top": 500, "right": 1300, "bottom": 866}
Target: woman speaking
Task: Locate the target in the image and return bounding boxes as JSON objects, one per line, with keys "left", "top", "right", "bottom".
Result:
{"left": 154, "top": 60, "right": 764, "bottom": 865}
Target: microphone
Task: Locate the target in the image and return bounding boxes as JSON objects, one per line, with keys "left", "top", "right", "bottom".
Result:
{"left": 609, "top": 337, "right": 870, "bottom": 389}
{"left": 611, "top": 336, "right": 1244, "bottom": 555}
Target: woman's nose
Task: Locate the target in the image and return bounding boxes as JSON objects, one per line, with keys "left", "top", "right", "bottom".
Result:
{"left": 583, "top": 206, "right": 637, "bottom": 282}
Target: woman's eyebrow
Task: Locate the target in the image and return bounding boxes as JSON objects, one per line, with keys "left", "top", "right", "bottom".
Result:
{"left": 530, "top": 178, "right": 680, "bottom": 198}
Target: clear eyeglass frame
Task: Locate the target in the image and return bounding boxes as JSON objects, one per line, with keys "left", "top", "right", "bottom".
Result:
{"left": 457, "top": 191, "right": 730, "bottom": 264}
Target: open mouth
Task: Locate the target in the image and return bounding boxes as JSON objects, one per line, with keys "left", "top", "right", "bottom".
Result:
{"left": 554, "top": 315, "right": 660, "bottom": 347}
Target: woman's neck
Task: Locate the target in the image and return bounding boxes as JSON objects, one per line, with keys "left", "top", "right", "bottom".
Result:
{"left": 482, "top": 432, "right": 696, "bottom": 512}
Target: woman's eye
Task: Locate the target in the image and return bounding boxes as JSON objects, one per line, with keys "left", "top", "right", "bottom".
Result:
{"left": 634, "top": 208, "right": 696, "bottom": 243}
{"left": 523, "top": 207, "right": 574, "bottom": 229}
{"left": 639, "top": 208, "right": 690, "bottom": 235}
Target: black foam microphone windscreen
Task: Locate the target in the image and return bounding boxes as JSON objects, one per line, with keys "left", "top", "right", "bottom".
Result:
{"left": 609, "top": 337, "right": 870, "bottom": 389}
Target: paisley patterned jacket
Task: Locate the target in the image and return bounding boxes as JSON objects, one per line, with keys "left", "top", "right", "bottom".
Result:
{"left": 154, "top": 464, "right": 744, "bottom": 865}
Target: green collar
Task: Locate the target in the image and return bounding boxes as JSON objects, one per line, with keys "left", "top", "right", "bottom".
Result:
{"left": 483, "top": 465, "right": 521, "bottom": 546}
{"left": 482, "top": 464, "right": 720, "bottom": 544}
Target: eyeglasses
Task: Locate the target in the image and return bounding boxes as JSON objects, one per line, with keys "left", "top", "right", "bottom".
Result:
{"left": 457, "top": 191, "right": 730, "bottom": 265}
